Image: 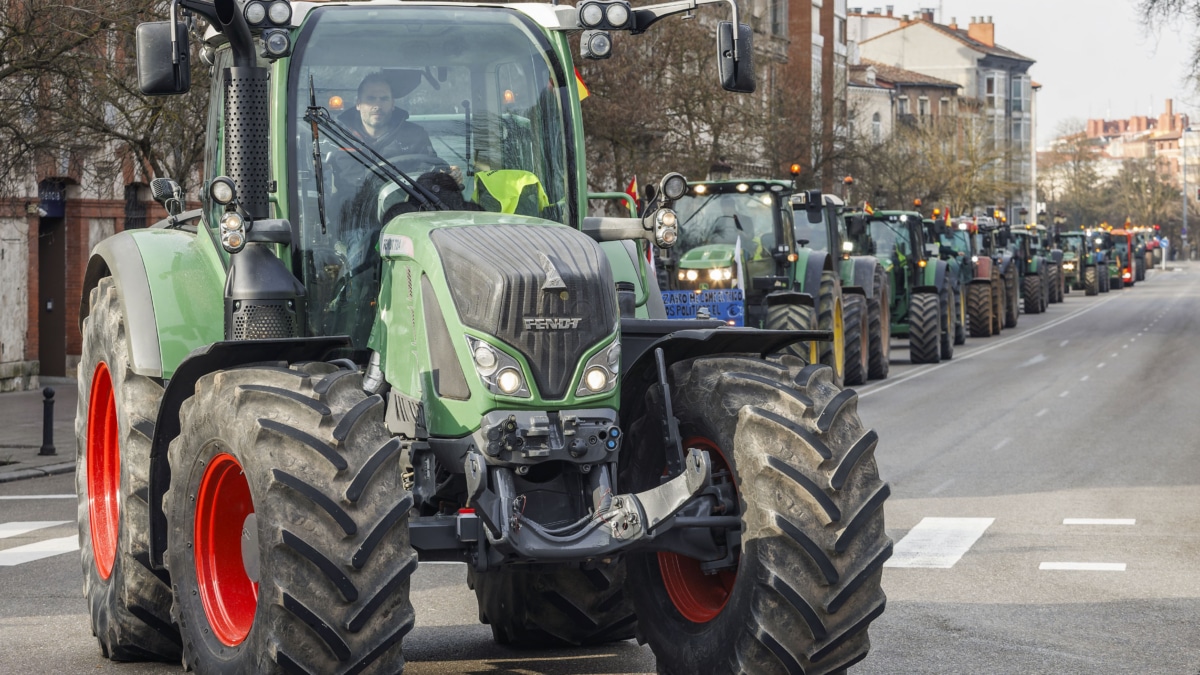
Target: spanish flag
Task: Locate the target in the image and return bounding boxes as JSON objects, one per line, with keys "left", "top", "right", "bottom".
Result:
{"left": 624, "top": 175, "right": 640, "bottom": 214}
{"left": 864, "top": 201, "right": 875, "bottom": 215}
{"left": 575, "top": 68, "right": 589, "bottom": 101}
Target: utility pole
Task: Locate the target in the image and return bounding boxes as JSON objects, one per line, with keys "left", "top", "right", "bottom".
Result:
{"left": 1183, "top": 126, "right": 1189, "bottom": 259}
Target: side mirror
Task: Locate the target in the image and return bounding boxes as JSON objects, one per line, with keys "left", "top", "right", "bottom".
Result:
{"left": 847, "top": 215, "right": 866, "bottom": 238}
{"left": 136, "top": 21, "right": 191, "bottom": 95}
{"left": 803, "top": 189, "right": 823, "bottom": 224}
{"left": 717, "top": 22, "right": 755, "bottom": 93}
{"left": 151, "top": 178, "right": 184, "bottom": 217}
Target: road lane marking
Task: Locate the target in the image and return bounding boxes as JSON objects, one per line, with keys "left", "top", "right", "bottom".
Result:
{"left": 1059, "top": 390, "right": 1070, "bottom": 398}
{"left": 1039, "top": 562, "right": 1125, "bottom": 572}
{"left": 1059, "top": 340, "right": 1069, "bottom": 347}
{"left": 1080, "top": 375, "right": 1090, "bottom": 382}
{"left": 1063, "top": 518, "right": 1136, "bottom": 525}
{"left": 0, "top": 495, "right": 74, "bottom": 500}
{"left": 859, "top": 294, "right": 1118, "bottom": 399}
{"left": 993, "top": 438, "right": 1011, "bottom": 450}
{"left": 1122, "top": 344, "right": 1129, "bottom": 349}
{"left": 1036, "top": 408, "right": 1049, "bottom": 417}
{"left": 0, "top": 522, "right": 70, "bottom": 539}
{"left": 0, "top": 536, "right": 78, "bottom": 566}
{"left": 1111, "top": 353, "right": 1118, "bottom": 357}
{"left": 1018, "top": 354, "right": 1047, "bottom": 368}
{"left": 930, "top": 479, "right": 955, "bottom": 495}
{"left": 885, "top": 517, "right": 994, "bottom": 569}
{"left": 1097, "top": 363, "right": 1106, "bottom": 369}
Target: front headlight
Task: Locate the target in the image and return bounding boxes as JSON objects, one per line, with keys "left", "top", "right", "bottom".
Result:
{"left": 466, "top": 336, "right": 529, "bottom": 397}
{"left": 576, "top": 339, "right": 620, "bottom": 396}
{"left": 708, "top": 267, "right": 733, "bottom": 281}
{"left": 685, "top": 269, "right": 699, "bottom": 281}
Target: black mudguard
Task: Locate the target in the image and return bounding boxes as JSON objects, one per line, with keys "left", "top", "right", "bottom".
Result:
{"left": 847, "top": 256, "right": 879, "bottom": 299}
{"left": 147, "top": 336, "right": 351, "bottom": 567}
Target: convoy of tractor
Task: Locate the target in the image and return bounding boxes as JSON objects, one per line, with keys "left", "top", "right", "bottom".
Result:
{"left": 66, "top": 2, "right": 1164, "bottom": 673}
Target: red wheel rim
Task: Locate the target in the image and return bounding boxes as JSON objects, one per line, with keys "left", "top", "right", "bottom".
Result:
{"left": 87, "top": 362, "right": 120, "bottom": 580}
{"left": 195, "top": 453, "right": 257, "bottom": 646}
{"left": 658, "top": 437, "right": 739, "bottom": 624}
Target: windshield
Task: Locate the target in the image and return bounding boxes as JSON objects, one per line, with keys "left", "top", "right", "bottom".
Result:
{"left": 1060, "top": 235, "right": 1084, "bottom": 254}
{"left": 287, "top": 6, "right": 571, "bottom": 344}
{"left": 941, "top": 230, "right": 971, "bottom": 256}
{"left": 869, "top": 218, "right": 912, "bottom": 256}
{"left": 674, "top": 192, "right": 782, "bottom": 253}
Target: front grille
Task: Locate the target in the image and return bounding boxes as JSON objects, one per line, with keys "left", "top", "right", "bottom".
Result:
{"left": 230, "top": 300, "right": 298, "bottom": 340}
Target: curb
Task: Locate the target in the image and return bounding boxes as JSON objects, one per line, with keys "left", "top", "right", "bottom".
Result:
{"left": 0, "top": 462, "right": 76, "bottom": 484}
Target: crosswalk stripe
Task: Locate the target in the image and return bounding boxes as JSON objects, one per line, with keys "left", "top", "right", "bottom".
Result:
{"left": 0, "top": 522, "right": 70, "bottom": 539}
{"left": 884, "top": 517, "right": 994, "bottom": 569}
{"left": 0, "top": 536, "right": 79, "bottom": 566}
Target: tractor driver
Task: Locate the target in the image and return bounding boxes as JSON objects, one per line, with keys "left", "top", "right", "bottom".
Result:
{"left": 343, "top": 72, "right": 435, "bottom": 157}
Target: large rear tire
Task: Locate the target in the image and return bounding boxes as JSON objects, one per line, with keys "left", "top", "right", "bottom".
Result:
{"left": 817, "top": 270, "right": 845, "bottom": 387}
{"left": 842, "top": 294, "right": 869, "bottom": 387}
{"left": 866, "top": 265, "right": 890, "bottom": 381}
{"left": 469, "top": 562, "right": 636, "bottom": 647}
{"left": 625, "top": 358, "right": 890, "bottom": 675}
{"left": 1023, "top": 275, "right": 1043, "bottom": 314}
{"left": 967, "top": 283, "right": 993, "bottom": 338}
{"left": 938, "top": 286, "right": 955, "bottom": 360}
{"left": 1047, "top": 264, "right": 1062, "bottom": 304}
{"left": 991, "top": 268, "right": 1004, "bottom": 335}
{"left": 766, "top": 302, "right": 819, "bottom": 368}
{"left": 165, "top": 364, "right": 415, "bottom": 674}
{"left": 1084, "top": 266, "right": 1098, "bottom": 296}
{"left": 75, "top": 277, "right": 180, "bottom": 662}
{"left": 1004, "top": 266, "right": 1019, "bottom": 328}
{"left": 908, "top": 292, "right": 941, "bottom": 364}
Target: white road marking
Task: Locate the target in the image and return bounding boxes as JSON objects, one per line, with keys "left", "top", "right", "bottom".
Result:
{"left": 1018, "top": 354, "right": 1048, "bottom": 368}
{"left": 1035, "top": 408, "right": 1049, "bottom": 417}
{"left": 1039, "top": 562, "right": 1126, "bottom": 572}
{"left": 885, "top": 517, "right": 995, "bottom": 569}
{"left": 0, "top": 495, "right": 74, "bottom": 500}
{"left": 1080, "top": 375, "right": 1090, "bottom": 382}
{"left": 860, "top": 295, "right": 1118, "bottom": 399}
{"left": 0, "top": 522, "right": 70, "bottom": 539}
{"left": 1059, "top": 390, "right": 1070, "bottom": 398}
{"left": 1063, "top": 518, "right": 1136, "bottom": 526}
{"left": 1122, "top": 344, "right": 1129, "bottom": 349}
{"left": 0, "top": 536, "right": 78, "bottom": 566}
{"left": 1097, "top": 363, "right": 1106, "bottom": 369}
{"left": 1111, "top": 353, "right": 1119, "bottom": 357}
{"left": 993, "top": 438, "right": 1011, "bottom": 450}
{"left": 929, "top": 479, "right": 955, "bottom": 495}
{"left": 1059, "top": 340, "right": 1070, "bottom": 347}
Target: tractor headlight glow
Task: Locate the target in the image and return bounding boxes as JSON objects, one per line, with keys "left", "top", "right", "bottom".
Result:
{"left": 605, "top": 2, "right": 630, "bottom": 27}
{"left": 210, "top": 177, "right": 236, "bottom": 205}
{"left": 576, "top": 340, "right": 620, "bottom": 396}
{"left": 220, "top": 212, "right": 244, "bottom": 232}
{"left": 685, "top": 270, "right": 698, "bottom": 281}
{"left": 496, "top": 369, "right": 522, "bottom": 395}
{"left": 842, "top": 241, "right": 854, "bottom": 252}
{"left": 662, "top": 173, "right": 687, "bottom": 201}
{"left": 472, "top": 344, "right": 498, "bottom": 376}
{"left": 708, "top": 267, "right": 733, "bottom": 281}
{"left": 1063, "top": 262, "right": 1075, "bottom": 270}
{"left": 654, "top": 208, "right": 678, "bottom": 247}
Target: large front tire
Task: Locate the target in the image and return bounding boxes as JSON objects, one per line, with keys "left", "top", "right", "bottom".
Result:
{"left": 1023, "top": 275, "right": 1043, "bottom": 314}
{"left": 817, "top": 270, "right": 846, "bottom": 387}
{"left": 1004, "top": 267, "right": 1020, "bottom": 328}
{"left": 1084, "top": 266, "right": 1098, "bottom": 296}
{"left": 967, "top": 283, "right": 993, "bottom": 338}
{"left": 75, "top": 277, "right": 180, "bottom": 662}
{"left": 625, "top": 358, "right": 890, "bottom": 675}
{"left": 165, "top": 364, "right": 415, "bottom": 674}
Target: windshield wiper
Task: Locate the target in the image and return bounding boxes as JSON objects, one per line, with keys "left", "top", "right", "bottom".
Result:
{"left": 307, "top": 75, "right": 329, "bottom": 234}
{"left": 303, "top": 100, "right": 450, "bottom": 213}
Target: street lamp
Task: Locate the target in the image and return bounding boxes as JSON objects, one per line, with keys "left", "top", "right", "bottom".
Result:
{"left": 1053, "top": 211, "right": 1066, "bottom": 234}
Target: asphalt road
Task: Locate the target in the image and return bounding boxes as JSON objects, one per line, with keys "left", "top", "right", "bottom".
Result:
{"left": 1, "top": 264, "right": 1198, "bottom": 674}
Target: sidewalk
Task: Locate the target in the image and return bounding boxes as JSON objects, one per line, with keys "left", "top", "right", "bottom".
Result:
{"left": 0, "top": 377, "right": 78, "bottom": 483}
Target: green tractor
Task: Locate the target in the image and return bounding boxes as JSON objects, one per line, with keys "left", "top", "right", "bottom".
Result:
{"left": 846, "top": 210, "right": 958, "bottom": 364}
{"left": 663, "top": 180, "right": 856, "bottom": 386}
{"left": 1087, "top": 229, "right": 1118, "bottom": 293}
{"left": 1059, "top": 231, "right": 1107, "bottom": 295}
{"left": 1034, "top": 225, "right": 1065, "bottom": 304}
{"left": 74, "top": 2, "right": 891, "bottom": 674}
{"left": 1009, "top": 224, "right": 1051, "bottom": 314}
{"left": 939, "top": 217, "right": 1001, "bottom": 338}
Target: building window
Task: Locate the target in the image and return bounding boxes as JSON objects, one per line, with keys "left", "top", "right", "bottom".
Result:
{"left": 985, "top": 76, "right": 995, "bottom": 109}
{"left": 872, "top": 112, "right": 882, "bottom": 143}
{"left": 940, "top": 97, "right": 951, "bottom": 116}
{"left": 124, "top": 184, "right": 147, "bottom": 230}
{"left": 897, "top": 96, "right": 909, "bottom": 116}
{"left": 918, "top": 96, "right": 930, "bottom": 117}
{"left": 770, "top": 0, "right": 786, "bottom": 37}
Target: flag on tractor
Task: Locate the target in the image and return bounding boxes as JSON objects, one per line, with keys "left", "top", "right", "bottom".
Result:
{"left": 575, "top": 68, "right": 589, "bottom": 101}
{"left": 625, "top": 175, "right": 640, "bottom": 214}
{"left": 864, "top": 201, "right": 875, "bottom": 215}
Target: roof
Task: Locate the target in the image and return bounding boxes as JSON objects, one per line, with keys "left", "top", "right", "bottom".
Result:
{"left": 860, "top": 59, "right": 960, "bottom": 90}
{"left": 862, "top": 20, "right": 1035, "bottom": 64}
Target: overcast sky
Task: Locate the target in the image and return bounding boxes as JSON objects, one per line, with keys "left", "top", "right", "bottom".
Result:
{"left": 912, "top": 0, "right": 1197, "bottom": 143}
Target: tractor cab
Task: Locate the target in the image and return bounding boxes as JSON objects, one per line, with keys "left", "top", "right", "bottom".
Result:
{"left": 665, "top": 180, "right": 796, "bottom": 323}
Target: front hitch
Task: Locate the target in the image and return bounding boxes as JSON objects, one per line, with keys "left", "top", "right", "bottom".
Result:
{"left": 465, "top": 447, "right": 712, "bottom": 560}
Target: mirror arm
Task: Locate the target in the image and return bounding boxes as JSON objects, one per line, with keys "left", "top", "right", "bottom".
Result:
{"left": 633, "top": 0, "right": 740, "bottom": 54}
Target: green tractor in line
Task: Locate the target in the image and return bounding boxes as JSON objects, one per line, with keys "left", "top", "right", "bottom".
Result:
{"left": 1087, "top": 229, "right": 1119, "bottom": 292}
{"left": 845, "top": 209, "right": 959, "bottom": 364}
{"left": 74, "top": 1, "right": 891, "bottom": 674}
{"left": 938, "top": 216, "right": 1002, "bottom": 338}
{"left": 1009, "top": 224, "right": 1052, "bottom": 315}
{"left": 1034, "top": 225, "right": 1065, "bottom": 304}
{"left": 1058, "top": 231, "right": 1105, "bottom": 295}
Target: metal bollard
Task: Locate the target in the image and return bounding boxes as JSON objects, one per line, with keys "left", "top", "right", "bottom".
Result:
{"left": 39, "top": 387, "right": 56, "bottom": 456}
